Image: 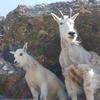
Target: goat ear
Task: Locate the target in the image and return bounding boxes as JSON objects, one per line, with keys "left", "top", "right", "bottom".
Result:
{"left": 23, "top": 42, "right": 28, "bottom": 52}
{"left": 71, "top": 13, "right": 79, "bottom": 21}
{"left": 51, "top": 13, "right": 60, "bottom": 22}
{"left": 10, "top": 51, "right": 15, "bottom": 55}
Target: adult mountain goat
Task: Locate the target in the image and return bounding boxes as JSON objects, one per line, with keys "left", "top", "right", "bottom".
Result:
{"left": 51, "top": 9, "right": 100, "bottom": 100}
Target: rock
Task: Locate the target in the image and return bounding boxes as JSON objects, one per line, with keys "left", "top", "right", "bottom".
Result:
{"left": 0, "top": 1, "right": 99, "bottom": 99}
{"left": 0, "top": 58, "right": 32, "bottom": 99}
{"left": 0, "top": 16, "right": 5, "bottom": 22}
{"left": 0, "top": 95, "right": 7, "bottom": 100}
{"left": 5, "top": 1, "right": 82, "bottom": 18}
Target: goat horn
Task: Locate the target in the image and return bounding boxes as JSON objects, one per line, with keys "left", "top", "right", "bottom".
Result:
{"left": 69, "top": 7, "right": 72, "bottom": 17}
{"left": 57, "top": 8, "right": 64, "bottom": 19}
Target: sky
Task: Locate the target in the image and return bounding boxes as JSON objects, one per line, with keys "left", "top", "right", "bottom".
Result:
{"left": 0, "top": 0, "right": 67, "bottom": 17}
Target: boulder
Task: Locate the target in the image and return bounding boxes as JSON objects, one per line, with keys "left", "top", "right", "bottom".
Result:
{"left": 0, "top": 58, "right": 32, "bottom": 99}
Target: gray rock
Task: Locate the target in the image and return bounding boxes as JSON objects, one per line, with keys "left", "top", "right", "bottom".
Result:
{"left": 0, "top": 58, "right": 32, "bottom": 99}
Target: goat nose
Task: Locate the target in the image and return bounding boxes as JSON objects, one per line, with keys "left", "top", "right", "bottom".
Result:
{"left": 14, "top": 61, "right": 17, "bottom": 64}
{"left": 68, "top": 32, "right": 75, "bottom": 36}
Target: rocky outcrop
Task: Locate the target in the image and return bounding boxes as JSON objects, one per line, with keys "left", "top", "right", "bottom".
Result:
{"left": 6, "top": 1, "right": 81, "bottom": 18}
{"left": 0, "top": 1, "right": 99, "bottom": 99}
{"left": 0, "top": 58, "right": 32, "bottom": 99}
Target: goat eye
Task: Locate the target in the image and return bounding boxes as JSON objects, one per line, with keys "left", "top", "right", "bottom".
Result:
{"left": 20, "top": 53, "right": 23, "bottom": 56}
{"left": 60, "top": 22, "right": 63, "bottom": 25}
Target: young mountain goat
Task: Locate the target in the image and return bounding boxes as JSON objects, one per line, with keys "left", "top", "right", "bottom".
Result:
{"left": 10, "top": 43, "right": 67, "bottom": 100}
{"left": 51, "top": 10, "right": 100, "bottom": 100}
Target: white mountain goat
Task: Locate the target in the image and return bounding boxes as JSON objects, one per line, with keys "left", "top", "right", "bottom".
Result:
{"left": 51, "top": 10, "right": 100, "bottom": 100}
{"left": 10, "top": 43, "right": 67, "bottom": 100}
{"left": 64, "top": 64, "right": 100, "bottom": 100}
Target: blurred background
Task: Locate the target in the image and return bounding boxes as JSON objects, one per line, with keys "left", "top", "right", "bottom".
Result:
{"left": 0, "top": 0, "right": 100, "bottom": 99}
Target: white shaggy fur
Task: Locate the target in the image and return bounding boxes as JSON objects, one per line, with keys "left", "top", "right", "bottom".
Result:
{"left": 10, "top": 43, "right": 67, "bottom": 100}
{"left": 64, "top": 64, "right": 100, "bottom": 100}
{"left": 51, "top": 10, "right": 100, "bottom": 100}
